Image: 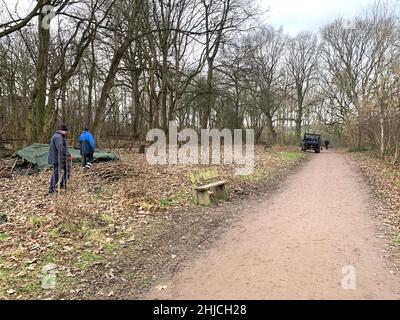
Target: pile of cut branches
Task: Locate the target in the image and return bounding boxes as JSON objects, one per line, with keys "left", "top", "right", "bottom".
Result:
{"left": 0, "top": 159, "right": 16, "bottom": 179}
{"left": 84, "top": 161, "right": 138, "bottom": 182}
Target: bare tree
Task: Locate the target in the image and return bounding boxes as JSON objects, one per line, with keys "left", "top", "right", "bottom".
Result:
{"left": 0, "top": 0, "right": 45, "bottom": 38}
{"left": 286, "top": 32, "right": 319, "bottom": 143}
{"left": 92, "top": 0, "right": 143, "bottom": 139}
{"left": 200, "top": 0, "right": 258, "bottom": 129}
{"left": 248, "top": 26, "right": 286, "bottom": 143}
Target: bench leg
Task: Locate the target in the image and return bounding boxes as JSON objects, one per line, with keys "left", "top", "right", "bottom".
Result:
{"left": 192, "top": 187, "right": 199, "bottom": 204}
{"left": 197, "top": 189, "right": 211, "bottom": 206}
{"left": 213, "top": 184, "right": 228, "bottom": 201}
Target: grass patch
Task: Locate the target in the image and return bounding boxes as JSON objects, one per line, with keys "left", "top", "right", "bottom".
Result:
{"left": 54, "top": 214, "right": 109, "bottom": 242}
{"left": 137, "top": 199, "right": 155, "bottom": 211}
{"left": 99, "top": 214, "right": 116, "bottom": 225}
{"left": 75, "top": 251, "right": 103, "bottom": 270}
{"left": 127, "top": 271, "right": 152, "bottom": 290}
{"left": 19, "top": 282, "right": 42, "bottom": 295}
{"left": 349, "top": 146, "right": 371, "bottom": 153}
{"left": 42, "top": 255, "right": 57, "bottom": 265}
{"left": 84, "top": 229, "right": 106, "bottom": 242}
{"left": 0, "top": 232, "right": 7, "bottom": 241}
{"left": 235, "top": 170, "right": 266, "bottom": 182}
{"left": 28, "top": 216, "right": 47, "bottom": 229}
{"left": 10, "top": 248, "right": 28, "bottom": 259}
{"left": 50, "top": 227, "right": 61, "bottom": 238}
{"left": 104, "top": 242, "right": 119, "bottom": 254}
{"left": 159, "top": 198, "right": 179, "bottom": 208}
{"left": 91, "top": 193, "right": 102, "bottom": 203}
{"left": 58, "top": 216, "right": 98, "bottom": 236}
{"left": 381, "top": 168, "right": 396, "bottom": 179}
{"left": 281, "top": 151, "right": 306, "bottom": 161}
{"left": 58, "top": 220, "right": 79, "bottom": 235}
{"left": 41, "top": 249, "right": 60, "bottom": 266}
{"left": 91, "top": 189, "right": 113, "bottom": 203}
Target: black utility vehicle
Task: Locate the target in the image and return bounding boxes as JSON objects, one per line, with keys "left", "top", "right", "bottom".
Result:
{"left": 302, "top": 133, "right": 321, "bottom": 153}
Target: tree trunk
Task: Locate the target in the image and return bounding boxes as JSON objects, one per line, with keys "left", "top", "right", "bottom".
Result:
{"left": 87, "top": 38, "right": 96, "bottom": 128}
{"left": 202, "top": 58, "right": 214, "bottom": 129}
{"left": 379, "top": 102, "right": 385, "bottom": 159}
{"left": 160, "top": 51, "right": 169, "bottom": 132}
{"left": 26, "top": 4, "right": 51, "bottom": 144}
{"left": 92, "top": 38, "right": 133, "bottom": 139}
{"left": 295, "top": 107, "right": 303, "bottom": 145}
{"left": 265, "top": 112, "right": 277, "bottom": 144}
{"left": 130, "top": 69, "right": 140, "bottom": 139}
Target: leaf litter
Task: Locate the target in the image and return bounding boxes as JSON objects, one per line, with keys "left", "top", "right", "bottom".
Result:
{"left": 0, "top": 146, "right": 307, "bottom": 299}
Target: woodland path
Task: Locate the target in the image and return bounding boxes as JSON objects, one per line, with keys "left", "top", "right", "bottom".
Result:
{"left": 144, "top": 151, "right": 400, "bottom": 300}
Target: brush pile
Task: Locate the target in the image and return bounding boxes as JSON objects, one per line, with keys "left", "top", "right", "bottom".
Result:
{"left": 84, "top": 161, "right": 138, "bottom": 182}
{"left": 0, "top": 159, "right": 15, "bottom": 179}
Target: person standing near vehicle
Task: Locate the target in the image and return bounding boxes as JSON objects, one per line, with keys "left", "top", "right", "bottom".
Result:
{"left": 48, "top": 125, "right": 71, "bottom": 194}
{"left": 79, "top": 127, "right": 96, "bottom": 169}
{"left": 325, "top": 140, "right": 330, "bottom": 150}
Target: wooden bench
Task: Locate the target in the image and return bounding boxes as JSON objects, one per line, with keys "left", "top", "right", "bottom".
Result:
{"left": 189, "top": 170, "right": 228, "bottom": 206}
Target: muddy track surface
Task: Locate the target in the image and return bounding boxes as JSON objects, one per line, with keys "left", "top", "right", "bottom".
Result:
{"left": 144, "top": 151, "right": 400, "bottom": 300}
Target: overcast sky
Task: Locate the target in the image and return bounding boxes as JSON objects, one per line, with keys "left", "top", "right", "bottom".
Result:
{"left": 1, "top": 0, "right": 397, "bottom": 36}
{"left": 261, "top": 0, "right": 390, "bottom": 35}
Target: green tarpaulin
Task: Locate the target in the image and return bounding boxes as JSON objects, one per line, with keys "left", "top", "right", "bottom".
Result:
{"left": 14, "top": 143, "right": 119, "bottom": 170}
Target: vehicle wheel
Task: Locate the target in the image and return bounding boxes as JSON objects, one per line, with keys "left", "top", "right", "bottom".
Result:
{"left": 316, "top": 149, "right": 320, "bottom": 153}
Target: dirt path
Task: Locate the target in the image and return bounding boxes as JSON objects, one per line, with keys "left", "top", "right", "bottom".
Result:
{"left": 144, "top": 151, "right": 400, "bottom": 300}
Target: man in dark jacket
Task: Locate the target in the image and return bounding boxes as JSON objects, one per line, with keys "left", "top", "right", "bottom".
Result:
{"left": 48, "top": 125, "right": 71, "bottom": 194}
{"left": 79, "top": 128, "right": 96, "bottom": 169}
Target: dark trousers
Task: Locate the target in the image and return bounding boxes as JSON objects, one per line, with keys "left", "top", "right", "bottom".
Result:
{"left": 82, "top": 153, "right": 94, "bottom": 168}
{"left": 49, "top": 163, "right": 70, "bottom": 193}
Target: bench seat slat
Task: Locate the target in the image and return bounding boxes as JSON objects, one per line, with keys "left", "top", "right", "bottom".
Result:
{"left": 195, "top": 181, "right": 227, "bottom": 191}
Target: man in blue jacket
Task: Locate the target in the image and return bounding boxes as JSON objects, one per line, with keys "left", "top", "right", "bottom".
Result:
{"left": 79, "top": 127, "right": 96, "bottom": 169}
{"left": 48, "top": 125, "right": 71, "bottom": 194}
